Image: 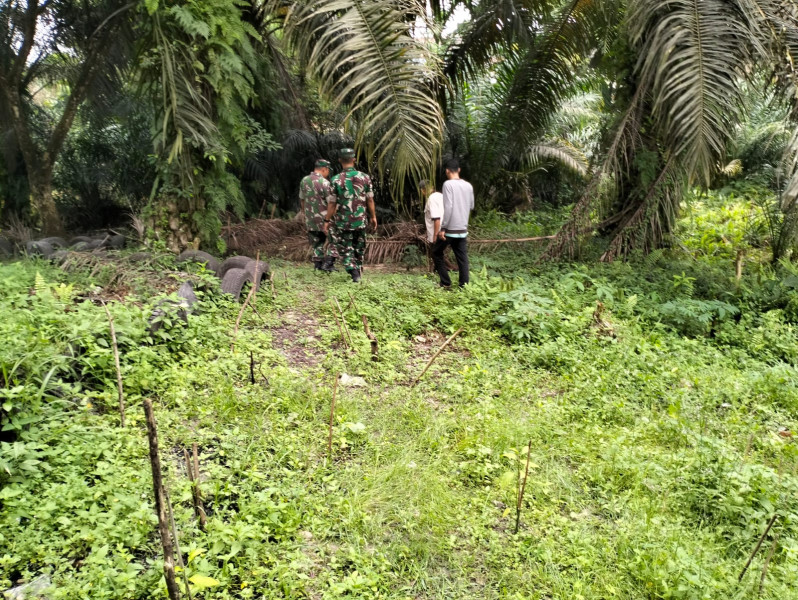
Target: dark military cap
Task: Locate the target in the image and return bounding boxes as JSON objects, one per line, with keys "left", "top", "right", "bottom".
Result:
{"left": 339, "top": 148, "right": 356, "bottom": 159}
{"left": 315, "top": 159, "right": 331, "bottom": 168}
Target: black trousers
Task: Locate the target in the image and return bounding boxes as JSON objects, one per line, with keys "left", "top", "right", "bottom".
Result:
{"left": 432, "top": 236, "right": 469, "bottom": 287}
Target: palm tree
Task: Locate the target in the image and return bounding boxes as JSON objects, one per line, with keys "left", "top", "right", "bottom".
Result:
{"left": 442, "top": 0, "right": 798, "bottom": 260}
{"left": 0, "top": 0, "right": 135, "bottom": 235}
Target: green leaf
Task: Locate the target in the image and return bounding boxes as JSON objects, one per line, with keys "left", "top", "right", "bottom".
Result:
{"left": 145, "top": 0, "right": 159, "bottom": 16}
{"left": 189, "top": 575, "right": 220, "bottom": 589}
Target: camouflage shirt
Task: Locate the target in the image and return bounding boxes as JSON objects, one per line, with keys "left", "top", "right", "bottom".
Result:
{"left": 328, "top": 167, "right": 374, "bottom": 231}
{"left": 300, "top": 172, "right": 332, "bottom": 231}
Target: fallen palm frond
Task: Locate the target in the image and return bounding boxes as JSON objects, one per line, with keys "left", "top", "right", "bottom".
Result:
{"left": 222, "top": 218, "right": 552, "bottom": 263}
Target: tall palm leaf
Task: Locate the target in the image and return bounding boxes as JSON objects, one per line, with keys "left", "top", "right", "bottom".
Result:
{"left": 272, "top": 0, "right": 445, "bottom": 199}
{"left": 628, "top": 0, "right": 751, "bottom": 185}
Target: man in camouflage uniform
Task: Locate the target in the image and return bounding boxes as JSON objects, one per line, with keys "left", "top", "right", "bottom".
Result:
{"left": 324, "top": 148, "right": 377, "bottom": 282}
{"left": 299, "top": 158, "right": 338, "bottom": 271}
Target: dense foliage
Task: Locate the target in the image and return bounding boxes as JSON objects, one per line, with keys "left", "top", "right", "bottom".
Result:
{"left": 2, "top": 0, "right": 798, "bottom": 259}
{"left": 1, "top": 199, "right": 797, "bottom": 598}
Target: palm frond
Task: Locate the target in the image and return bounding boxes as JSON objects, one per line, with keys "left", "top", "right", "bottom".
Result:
{"left": 486, "top": 0, "right": 623, "bottom": 154}
{"left": 720, "top": 158, "right": 743, "bottom": 177}
{"left": 274, "top": 0, "right": 445, "bottom": 200}
{"left": 524, "top": 140, "right": 589, "bottom": 176}
{"left": 444, "top": 0, "right": 554, "bottom": 87}
{"left": 629, "top": 0, "right": 751, "bottom": 185}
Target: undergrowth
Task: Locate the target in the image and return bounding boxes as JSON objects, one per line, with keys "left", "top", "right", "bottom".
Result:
{"left": 2, "top": 200, "right": 798, "bottom": 599}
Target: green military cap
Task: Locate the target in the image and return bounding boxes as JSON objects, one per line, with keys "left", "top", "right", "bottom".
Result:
{"left": 315, "top": 159, "right": 331, "bottom": 168}
{"left": 339, "top": 148, "right": 356, "bottom": 159}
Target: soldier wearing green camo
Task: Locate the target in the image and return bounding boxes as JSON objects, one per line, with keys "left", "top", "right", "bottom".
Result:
{"left": 299, "top": 159, "right": 338, "bottom": 271}
{"left": 324, "top": 148, "right": 377, "bottom": 282}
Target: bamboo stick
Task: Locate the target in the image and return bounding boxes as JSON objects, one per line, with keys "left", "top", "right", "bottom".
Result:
{"left": 334, "top": 297, "right": 353, "bottom": 347}
{"left": 183, "top": 448, "right": 206, "bottom": 531}
{"left": 515, "top": 440, "right": 532, "bottom": 534}
{"left": 191, "top": 443, "right": 207, "bottom": 530}
{"left": 231, "top": 252, "right": 260, "bottom": 352}
{"left": 327, "top": 375, "right": 339, "bottom": 461}
{"left": 331, "top": 301, "right": 348, "bottom": 349}
{"left": 143, "top": 399, "right": 180, "bottom": 600}
{"left": 739, "top": 513, "right": 779, "bottom": 582}
{"left": 412, "top": 328, "right": 463, "bottom": 387}
{"left": 164, "top": 487, "right": 193, "bottom": 600}
{"left": 362, "top": 315, "right": 378, "bottom": 361}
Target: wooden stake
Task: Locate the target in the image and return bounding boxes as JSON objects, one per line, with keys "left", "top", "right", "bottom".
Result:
{"left": 346, "top": 291, "right": 359, "bottom": 314}
{"left": 191, "top": 443, "right": 207, "bottom": 530}
{"left": 164, "top": 487, "right": 193, "bottom": 600}
{"left": 412, "top": 327, "right": 463, "bottom": 387}
{"left": 249, "top": 351, "right": 256, "bottom": 385}
{"left": 515, "top": 440, "right": 532, "bottom": 534}
{"left": 143, "top": 399, "right": 180, "bottom": 600}
{"left": 269, "top": 271, "right": 276, "bottom": 301}
{"left": 231, "top": 252, "right": 260, "bottom": 352}
{"left": 331, "top": 301, "right": 348, "bottom": 349}
{"left": 183, "top": 448, "right": 206, "bottom": 531}
{"left": 362, "top": 315, "right": 378, "bottom": 362}
{"left": 334, "top": 297, "right": 353, "bottom": 348}
{"left": 758, "top": 530, "right": 780, "bottom": 597}
{"left": 739, "top": 513, "right": 779, "bottom": 582}
{"left": 327, "top": 375, "right": 339, "bottom": 461}
{"left": 101, "top": 301, "right": 125, "bottom": 427}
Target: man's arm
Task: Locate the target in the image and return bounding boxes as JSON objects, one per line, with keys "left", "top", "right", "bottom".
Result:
{"left": 367, "top": 197, "right": 377, "bottom": 231}
{"left": 324, "top": 185, "right": 338, "bottom": 233}
{"left": 439, "top": 183, "right": 452, "bottom": 239}
{"left": 365, "top": 175, "right": 377, "bottom": 230}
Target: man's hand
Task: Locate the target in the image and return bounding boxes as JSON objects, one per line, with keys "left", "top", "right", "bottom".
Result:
{"left": 370, "top": 216, "right": 377, "bottom": 232}
{"left": 438, "top": 230, "right": 446, "bottom": 241}
{"left": 323, "top": 221, "right": 330, "bottom": 234}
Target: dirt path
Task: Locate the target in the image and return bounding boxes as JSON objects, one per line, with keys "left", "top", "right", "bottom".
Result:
{"left": 270, "top": 286, "right": 329, "bottom": 369}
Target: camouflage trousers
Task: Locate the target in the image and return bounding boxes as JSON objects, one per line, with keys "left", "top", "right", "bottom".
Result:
{"left": 330, "top": 228, "right": 366, "bottom": 271}
{"left": 307, "top": 230, "right": 337, "bottom": 261}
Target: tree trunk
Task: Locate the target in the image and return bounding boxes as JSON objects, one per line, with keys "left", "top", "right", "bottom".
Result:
{"left": 146, "top": 197, "right": 201, "bottom": 252}
{"left": 28, "top": 167, "right": 63, "bottom": 236}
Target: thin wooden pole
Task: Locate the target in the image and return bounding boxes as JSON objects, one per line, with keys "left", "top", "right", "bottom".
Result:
{"left": 758, "top": 530, "right": 780, "bottom": 597}
{"left": 412, "top": 328, "right": 463, "bottom": 387}
{"left": 164, "top": 487, "right": 193, "bottom": 600}
{"left": 232, "top": 252, "right": 260, "bottom": 352}
{"left": 515, "top": 440, "right": 532, "bottom": 534}
{"left": 346, "top": 291, "right": 359, "bottom": 314}
{"left": 183, "top": 448, "right": 206, "bottom": 531}
{"left": 327, "top": 375, "right": 339, "bottom": 461}
{"left": 739, "top": 514, "right": 779, "bottom": 582}
{"left": 331, "top": 301, "right": 348, "bottom": 349}
{"left": 101, "top": 301, "right": 125, "bottom": 427}
{"left": 362, "top": 315, "right": 378, "bottom": 362}
{"left": 143, "top": 399, "right": 180, "bottom": 600}
{"left": 334, "top": 297, "right": 353, "bottom": 348}
{"left": 191, "top": 443, "right": 207, "bottom": 530}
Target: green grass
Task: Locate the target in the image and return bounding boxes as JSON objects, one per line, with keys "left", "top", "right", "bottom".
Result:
{"left": 1, "top": 233, "right": 798, "bottom": 599}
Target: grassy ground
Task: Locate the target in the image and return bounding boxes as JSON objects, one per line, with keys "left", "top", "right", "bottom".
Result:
{"left": 2, "top": 218, "right": 798, "bottom": 599}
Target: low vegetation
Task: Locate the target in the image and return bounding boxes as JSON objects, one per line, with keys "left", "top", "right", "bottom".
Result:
{"left": 2, "top": 194, "right": 798, "bottom": 599}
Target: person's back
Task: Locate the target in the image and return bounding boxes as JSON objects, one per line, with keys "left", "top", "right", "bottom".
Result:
{"left": 440, "top": 179, "right": 474, "bottom": 235}
{"left": 434, "top": 159, "right": 473, "bottom": 288}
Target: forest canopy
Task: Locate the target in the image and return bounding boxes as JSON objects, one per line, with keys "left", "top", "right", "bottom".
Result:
{"left": 2, "top": 0, "right": 798, "bottom": 260}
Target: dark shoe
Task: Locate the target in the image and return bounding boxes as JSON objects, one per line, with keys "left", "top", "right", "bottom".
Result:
{"left": 349, "top": 268, "right": 361, "bottom": 283}
{"left": 321, "top": 257, "right": 338, "bottom": 272}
